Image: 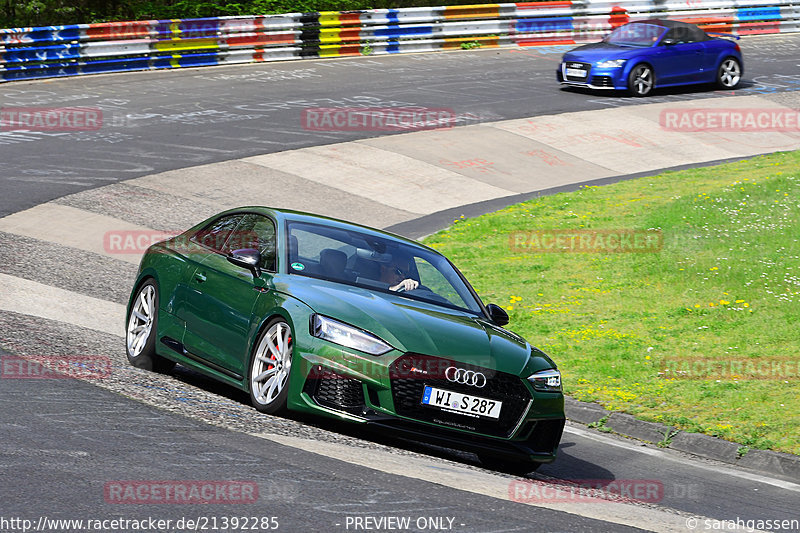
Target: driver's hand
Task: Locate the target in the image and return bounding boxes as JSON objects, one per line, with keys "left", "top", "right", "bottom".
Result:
{"left": 391, "top": 279, "right": 419, "bottom": 292}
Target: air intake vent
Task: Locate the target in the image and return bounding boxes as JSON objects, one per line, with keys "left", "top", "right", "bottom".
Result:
{"left": 303, "top": 365, "right": 365, "bottom": 415}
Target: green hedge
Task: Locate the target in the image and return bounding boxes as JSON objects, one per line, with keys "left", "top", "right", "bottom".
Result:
{"left": 0, "top": 0, "right": 502, "bottom": 28}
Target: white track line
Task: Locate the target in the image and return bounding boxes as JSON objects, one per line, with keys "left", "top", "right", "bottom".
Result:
{"left": 564, "top": 425, "right": 800, "bottom": 492}
{"left": 256, "top": 432, "right": 728, "bottom": 533}
{"left": 0, "top": 273, "right": 125, "bottom": 337}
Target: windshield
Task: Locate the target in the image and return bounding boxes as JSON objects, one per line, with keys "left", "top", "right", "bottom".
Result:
{"left": 603, "top": 23, "right": 665, "bottom": 47}
{"left": 286, "top": 221, "right": 484, "bottom": 314}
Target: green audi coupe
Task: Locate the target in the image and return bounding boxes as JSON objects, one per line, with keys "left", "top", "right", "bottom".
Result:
{"left": 125, "top": 207, "right": 565, "bottom": 471}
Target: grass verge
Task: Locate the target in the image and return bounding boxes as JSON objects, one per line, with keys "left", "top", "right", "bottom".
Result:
{"left": 423, "top": 150, "right": 800, "bottom": 454}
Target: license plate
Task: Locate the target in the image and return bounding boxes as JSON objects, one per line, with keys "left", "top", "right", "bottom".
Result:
{"left": 566, "top": 68, "right": 587, "bottom": 78}
{"left": 421, "top": 386, "right": 502, "bottom": 419}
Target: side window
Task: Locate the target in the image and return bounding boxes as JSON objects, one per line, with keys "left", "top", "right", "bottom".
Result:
{"left": 230, "top": 213, "right": 277, "bottom": 272}
{"left": 688, "top": 25, "right": 709, "bottom": 42}
{"left": 663, "top": 27, "right": 694, "bottom": 44}
{"left": 191, "top": 215, "right": 243, "bottom": 253}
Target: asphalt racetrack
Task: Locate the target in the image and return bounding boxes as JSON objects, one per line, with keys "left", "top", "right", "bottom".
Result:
{"left": 1, "top": 33, "right": 800, "bottom": 533}
{"left": 1, "top": 33, "right": 800, "bottom": 217}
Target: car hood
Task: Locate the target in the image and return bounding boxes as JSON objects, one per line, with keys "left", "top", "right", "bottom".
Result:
{"left": 279, "top": 275, "right": 556, "bottom": 377}
{"left": 563, "top": 41, "right": 647, "bottom": 63}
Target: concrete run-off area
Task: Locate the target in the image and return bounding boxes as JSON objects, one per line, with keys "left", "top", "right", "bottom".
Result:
{"left": 1, "top": 93, "right": 799, "bottom": 505}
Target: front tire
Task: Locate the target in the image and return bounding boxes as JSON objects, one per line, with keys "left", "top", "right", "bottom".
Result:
{"left": 627, "top": 64, "right": 654, "bottom": 97}
{"left": 126, "top": 279, "right": 175, "bottom": 373}
{"left": 249, "top": 318, "right": 293, "bottom": 414}
{"left": 716, "top": 57, "right": 741, "bottom": 89}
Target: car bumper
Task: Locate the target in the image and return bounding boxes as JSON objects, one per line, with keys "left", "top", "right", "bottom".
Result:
{"left": 287, "top": 340, "right": 565, "bottom": 462}
{"left": 557, "top": 62, "right": 627, "bottom": 91}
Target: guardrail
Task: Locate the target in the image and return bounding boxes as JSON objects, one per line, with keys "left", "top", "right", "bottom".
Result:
{"left": 1, "top": 0, "right": 798, "bottom": 83}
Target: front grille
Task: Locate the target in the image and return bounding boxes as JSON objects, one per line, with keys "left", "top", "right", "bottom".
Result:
{"left": 389, "top": 354, "right": 531, "bottom": 438}
{"left": 591, "top": 75, "right": 614, "bottom": 87}
{"left": 303, "top": 365, "right": 365, "bottom": 415}
{"left": 564, "top": 61, "right": 591, "bottom": 82}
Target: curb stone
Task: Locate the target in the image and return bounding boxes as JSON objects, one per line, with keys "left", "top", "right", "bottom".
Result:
{"left": 737, "top": 448, "right": 800, "bottom": 481}
{"left": 564, "top": 397, "right": 609, "bottom": 425}
{"left": 669, "top": 431, "right": 742, "bottom": 463}
{"left": 564, "top": 398, "right": 800, "bottom": 483}
{"left": 605, "top": 412, "right": 675, "bottom": 445}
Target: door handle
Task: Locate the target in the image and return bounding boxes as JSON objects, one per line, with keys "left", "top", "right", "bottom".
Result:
{"left": 194, "top": 272, "right": 207, "bottom": 283}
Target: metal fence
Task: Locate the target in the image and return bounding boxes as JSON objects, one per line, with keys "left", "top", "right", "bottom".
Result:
{"left": 1, "top": 0, "right": 798, "bottom": 83}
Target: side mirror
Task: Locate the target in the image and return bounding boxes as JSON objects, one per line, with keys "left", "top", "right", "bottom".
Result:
{"left": 485, "top": 303, "right": 509, "bottom": 327}
{"left": 228, "top": 248, "right": 262, "bottom": 277}
{"left": 661, "top": 38, "right": 676, "bottom": 46}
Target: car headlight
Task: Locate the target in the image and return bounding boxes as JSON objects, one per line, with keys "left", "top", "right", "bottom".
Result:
{"left": 310, "top": 314, "right": 393, "bottom": 356}
{"left": 527, "top": 368, "right": 562, "bottom": 392}
{"left": 596, "top": 59, "right": 627, "bottom": 68}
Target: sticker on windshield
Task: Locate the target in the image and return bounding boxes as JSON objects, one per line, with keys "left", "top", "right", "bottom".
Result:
{"left": 291, "top": 262, "right": 305, "bottom": 271}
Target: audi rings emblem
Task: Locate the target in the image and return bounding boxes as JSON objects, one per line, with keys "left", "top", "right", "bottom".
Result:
{"left": 444, "top": 366, "right": 487, "bottom": 388}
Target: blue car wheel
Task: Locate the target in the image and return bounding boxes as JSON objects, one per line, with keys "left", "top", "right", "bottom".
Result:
{"left": 717, "top": 57, "right": 742, "bottom": 89}
{"left": 628, "top": 64, "right": 654, "bottom": 97}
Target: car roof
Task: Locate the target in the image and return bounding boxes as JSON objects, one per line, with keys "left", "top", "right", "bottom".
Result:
{"left": 626, "top": 19, "right": 710, "bottom": 41}
{"left": 631, "top": 19, "right": 697, "bottom": 29}
{"left": 221, "top": 206, "right": 442, "bottom": 254}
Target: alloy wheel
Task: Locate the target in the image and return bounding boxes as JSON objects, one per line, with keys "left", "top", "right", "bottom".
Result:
{"left": 251, "top": 321, "right": 293, "bottom": 407}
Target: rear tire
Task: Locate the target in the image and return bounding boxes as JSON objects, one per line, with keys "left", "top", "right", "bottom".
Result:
{"left": 627, "top": 64, "right": 654, "bottom": 97}
{"left": 716, "top": 57, "right": 741, "bottom": 89}
{"left": 126, "top": 279, "right": 175, "bottom": 373}
{"left": 249, "top": 318, "right": 293, "bottom": 415}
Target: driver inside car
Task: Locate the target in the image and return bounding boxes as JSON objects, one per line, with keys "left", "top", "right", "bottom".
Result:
{"left": 380, "top": 257, "right": 419, "bottom": 292}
